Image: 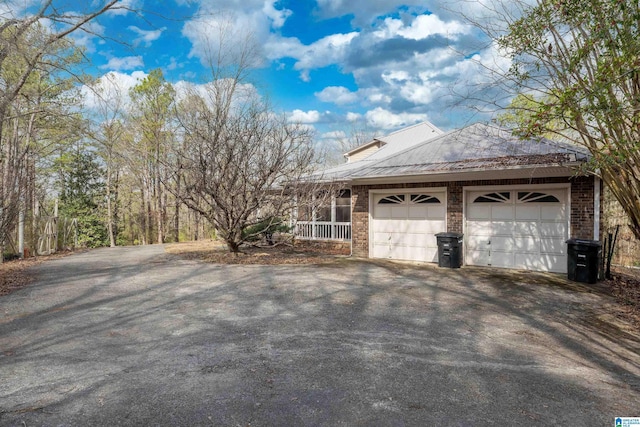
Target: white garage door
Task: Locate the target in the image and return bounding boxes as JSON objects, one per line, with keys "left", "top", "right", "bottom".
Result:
{"left": 371, "top": 192, "right": 446, "bottom": 262}
{"left": 465, "top": 189, "right": 568, "bottom": 273}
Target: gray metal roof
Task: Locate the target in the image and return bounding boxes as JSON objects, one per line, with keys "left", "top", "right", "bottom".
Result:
{"left": 314, "top": 122, "right": 589, "bottom": 182}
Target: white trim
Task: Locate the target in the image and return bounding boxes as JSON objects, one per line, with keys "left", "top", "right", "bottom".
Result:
{"left": 594, "top": 176, "right": 601, "bottom": 240}
{"left": 368, "top": 187, "right": 447, "bottom": 260}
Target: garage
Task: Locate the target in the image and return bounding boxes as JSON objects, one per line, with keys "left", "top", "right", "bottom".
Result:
{"left": 465, "top": 187, "right": 569, "bottom": 273}
{"left": 371, "top": 190, "right": 446, "bottom": 262}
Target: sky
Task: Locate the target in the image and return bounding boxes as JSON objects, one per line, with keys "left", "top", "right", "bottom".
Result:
{"left": 8, "top": 0, "right": 515, "bottom": 150}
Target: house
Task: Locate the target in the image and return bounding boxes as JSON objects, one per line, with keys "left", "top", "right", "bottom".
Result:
{"left": 296, "top": 121, "right": 601, "bottom": 274}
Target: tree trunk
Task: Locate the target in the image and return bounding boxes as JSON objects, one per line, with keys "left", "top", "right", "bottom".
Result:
{"left": 174, "top": 199, "right": 180, "bottom": 243}
{"left": 105, "top": 155, "right": 116, "bottom": 247}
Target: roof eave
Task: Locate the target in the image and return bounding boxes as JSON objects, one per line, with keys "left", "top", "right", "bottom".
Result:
{"left": 349, "top": 162, "right": 588, "bottom": 185}
{"left": 344, "top": 139, "right": 386, "bottom": 158}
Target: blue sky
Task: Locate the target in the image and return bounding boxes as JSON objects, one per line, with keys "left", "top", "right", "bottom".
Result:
{"left": 11, "top": 1, "right": 513, "bottom": 149}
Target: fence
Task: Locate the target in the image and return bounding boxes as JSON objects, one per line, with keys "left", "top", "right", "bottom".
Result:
{"left": 294, "top": 221, "right": 351, "bottom": 241}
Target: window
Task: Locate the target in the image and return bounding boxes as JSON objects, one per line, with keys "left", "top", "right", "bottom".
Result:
{"left": 473, "top": 192, "right": 511, "bottom": 203}
{"left": 378, "top": 194, "right": 405, "bottom": 204}
{"left": 336, "top": 189, "right": 351, "bottom": 222}
{"left": 518, "top": 192, "right": 560, "bottom": 203}
{"left": 410, "top": 194, "right": 441, "bottom": 204}
{"left": 298, "top": 189, "right": 350, "bottom": 222}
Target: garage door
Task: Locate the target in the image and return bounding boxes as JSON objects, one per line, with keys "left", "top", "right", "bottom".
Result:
{"left": 465, "top": 189, "right": 568, "bottom": 273}
{"left": 371, "top": 191, "right": 446, "bottom": 262}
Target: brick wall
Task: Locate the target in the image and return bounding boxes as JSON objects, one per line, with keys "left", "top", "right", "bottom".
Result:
{"left": 351, "top": 175, "right": 597, "bottom": 258}
{"left": 569, "top": 175, "right": 598, "bottom": 240}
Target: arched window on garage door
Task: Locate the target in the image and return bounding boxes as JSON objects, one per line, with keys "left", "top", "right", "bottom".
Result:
{"left": 410, "top": 194, "right": 441, "bottom": 204}
{"left": 378, "top": 194, "right": 405, "bottom": 204}
{"left": 517, "top": 192, "right": 560, "bottom": 203}
{"left": 473, "top": 192, "right": 511, "bottom": 203}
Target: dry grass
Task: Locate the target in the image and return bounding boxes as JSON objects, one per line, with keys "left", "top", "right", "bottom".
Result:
{"left": 0, "top": 251, "right": 74, "bottom": 296}
{"left": 607, "top": 266, "right": 640, "bottom": 329}
{"left": 164, "top": 239, "right": 350, "bottom": 265}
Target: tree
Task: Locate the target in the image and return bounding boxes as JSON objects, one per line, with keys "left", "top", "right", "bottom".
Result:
{"left": 471, "top": 0, "right": 640, "bottom": 239}
{"left": 85, "top": 73, "right": 130, "bottom": 247}
{"left": 54, "top": 140, "right": 108, "bottom": 248}
{"left": 175, "top": 87, "right": 319, "bottom": 253}
{"left": 0, "top": 0, "right": 126, "bottom": 260}
{"left": 171, "top": 15, "right": 326, "bottom": 253}
{"left": 128, "top": 69, "right": 176, "bottom": 244}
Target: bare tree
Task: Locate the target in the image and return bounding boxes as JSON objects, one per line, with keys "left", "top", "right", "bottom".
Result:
{"left": 326, "top": 123, "right": 381, "bottom": 165}
{"left": 171, "top": 14, "right": 332, "bottom": 252}
{"left": 175, "top": 86, "right": 320, "bottom": 252}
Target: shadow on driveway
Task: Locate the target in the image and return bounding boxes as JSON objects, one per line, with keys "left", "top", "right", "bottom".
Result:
{"left": 1, "top": 245, "right": 639, "bottom": 425}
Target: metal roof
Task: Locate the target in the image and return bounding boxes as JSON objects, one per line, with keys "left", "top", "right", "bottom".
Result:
{"left": 314, "top": 122, "right": 590, "bottom": 183}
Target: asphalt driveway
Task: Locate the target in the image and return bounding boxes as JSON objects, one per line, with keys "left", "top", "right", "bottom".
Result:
{"left": 1, "top": 245, "right": 639, "bottom": 426}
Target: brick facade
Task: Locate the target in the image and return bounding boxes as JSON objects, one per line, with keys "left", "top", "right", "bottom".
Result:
{"left": 351, "top": 175, "right": 598, "bottom": 258}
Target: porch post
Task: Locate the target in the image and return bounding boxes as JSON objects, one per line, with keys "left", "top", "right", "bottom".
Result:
{"left": 312, "top": 194, "right": 316, "bottom": 239}
{"left": 331, "top": 196, "right": 336, "bottom": 240}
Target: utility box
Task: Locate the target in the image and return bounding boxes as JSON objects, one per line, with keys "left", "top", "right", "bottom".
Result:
{"left": 436, "top": 232, "right": 463, "bottom": 268}
{"left": 566, "top": 239, "right": 602, "bottom": 284}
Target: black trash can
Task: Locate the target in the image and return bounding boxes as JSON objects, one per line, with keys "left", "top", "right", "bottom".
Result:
{"left": 566, "top": 239, "right": 602, "bottom": 284}
{"left": 436, "top": 232, "right": 463, "bottom": 268}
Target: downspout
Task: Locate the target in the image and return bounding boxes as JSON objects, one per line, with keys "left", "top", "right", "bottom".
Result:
{"left": 594, "top": 176, "right": 601, "bottom": 240}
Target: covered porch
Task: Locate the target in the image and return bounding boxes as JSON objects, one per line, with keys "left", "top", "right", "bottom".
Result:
{"left": 293, "top": 189, "right": 351, "bottom": 241}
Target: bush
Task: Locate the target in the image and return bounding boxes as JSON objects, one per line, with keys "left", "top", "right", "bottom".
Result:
{"left": 242, "top": 218, "right": 290, "bottom": 245}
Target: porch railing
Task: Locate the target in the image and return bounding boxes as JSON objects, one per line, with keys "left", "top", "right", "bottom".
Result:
{"left": 294, "top": 221, "right": 351, "bottom": 241}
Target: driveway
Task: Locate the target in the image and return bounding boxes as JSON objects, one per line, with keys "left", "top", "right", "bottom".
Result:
{"left": 1, "top": 245, "right": 639, "bottom": 426}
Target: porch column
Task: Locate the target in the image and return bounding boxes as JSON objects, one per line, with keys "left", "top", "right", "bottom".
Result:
{"left": 331, "top": 196, "right": 336, "bottom": 240}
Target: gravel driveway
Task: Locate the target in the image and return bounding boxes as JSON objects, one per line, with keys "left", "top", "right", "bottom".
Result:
{"left": 1, "top": 245, "right": 639, "bottom": 426}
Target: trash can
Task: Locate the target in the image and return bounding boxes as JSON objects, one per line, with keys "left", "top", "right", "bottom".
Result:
{"left": 566, "top": 239, "right": 602, "bottom": 284}
{"left": 436, "top": 232, "right": 463, "bottom": 268}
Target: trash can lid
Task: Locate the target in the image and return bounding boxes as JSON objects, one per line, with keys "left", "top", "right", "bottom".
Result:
{"left": 566, "top": 238, "right": 602, "bottom": 247}
{"left": 436, "top": 232, "right": 464, "bottom": 238}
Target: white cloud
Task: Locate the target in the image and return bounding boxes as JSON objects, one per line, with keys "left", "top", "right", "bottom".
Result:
{"left": 262, "top": 1, "right": 293, "bottom": 28}
{"left": 176, "top": 1, "right": 512, "bottom": 129}
{"left": 100, "top": 56, "right": 144, "bottom": 71}
{"left": 182, "top": 1, "right": 294, "bottom": 67}
{"left": 375, "top": 14, "right": 469, "bottom": 41}
{"left": 346, "top": 112, "right": 362, "bottom": 122}
{"left": 183, "top": 10, "right": 268, "bottom": 68}
{"left": 68, "top": 20, "right": 105, "bottom": 53}
{"left": 315, "top": 86, "right": 358, "bottom": 105}
{"left": 321, "top": 130, "right": 347, "bottom": 139}
{"left": 289, "top": 109, "right": 321, "bottom": 123}
{"left": 315, "top": 0, "right": 427, "bottom": 25}
{"left": 364, "top": 107, "right": 429, "bottom": 129}
{"left": 166, "top": 57, "right": 180, "bottom": 71}
{"left": 106, "top": 0, "right": 141, "bottom": 16}
{"left": 265, "top": 32, "right": 358, "bottom": 81}
{"left": 82, "top": 71, "right": 148, "bottom": 111}
{"left": 128, "top": 25, "right": 165, "bottom": 47}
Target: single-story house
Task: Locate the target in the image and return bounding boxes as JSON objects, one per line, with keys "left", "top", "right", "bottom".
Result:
{"left": 296, "top": 121, "right": 601, "bottom": 274}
